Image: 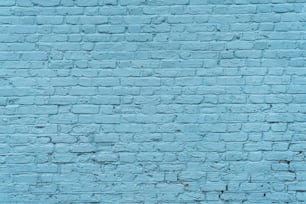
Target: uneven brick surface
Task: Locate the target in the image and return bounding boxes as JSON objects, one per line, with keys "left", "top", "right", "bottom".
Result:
{"left": 1, "top": 0, "right": 306, "bottom": 203}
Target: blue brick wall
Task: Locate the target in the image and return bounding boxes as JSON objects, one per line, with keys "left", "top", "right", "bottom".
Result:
{"left": 1, "top": 0, "right": 305, "bottom": 203}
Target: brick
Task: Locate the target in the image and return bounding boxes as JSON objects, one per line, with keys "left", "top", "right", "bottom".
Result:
{"left": 0, "top": 1, "right": 303, "bottom": 203}
{"left": 36, "top": 16, "right": 63, "bottom": 25}
{"left": 93, "top": 153, "right": 118, "bottom": 162}
{"left": 75, "top": 0, "right": 98, "bottom": 6}
{"left": 71, "top": 105, "right": 99, "bottom": 114}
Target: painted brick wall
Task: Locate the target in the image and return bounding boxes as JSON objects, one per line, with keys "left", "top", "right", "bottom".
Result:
{"left": 1, "top": 0, "right": 305, "bottom": 203}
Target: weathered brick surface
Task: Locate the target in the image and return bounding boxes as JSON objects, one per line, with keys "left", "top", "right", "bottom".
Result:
{"left": 0, "top": 0, "right": 305, "bottom": 203}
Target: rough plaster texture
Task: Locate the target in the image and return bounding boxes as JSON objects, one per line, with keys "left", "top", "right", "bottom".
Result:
{"left": 1, "top": 0, "right": 306, "bottom": 203}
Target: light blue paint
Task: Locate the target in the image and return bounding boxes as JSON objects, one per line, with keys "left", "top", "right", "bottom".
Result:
{"left": 0, "top": 0, "right": 305, "bottom": 203}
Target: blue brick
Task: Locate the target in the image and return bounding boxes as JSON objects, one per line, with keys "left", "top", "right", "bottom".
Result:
{"left": 0, "top": 1, "right": 304, "bottom": 203}
{"left": 31, "top": 0, "right": 60, "bottom": 6}
{"left": 71, "top": 105, "right": 99, "bottom": 114}
{"left": 36, "top": 16, "right": 63, "bottom": 25}
{"left": 74, "top": 0, "right": 98, "bottom": 6}
{"left": 220, "top": 133, "right": 248, "bottom": 142}
{"left": 93, "top": 152, "right": 118, "bottom": 162}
